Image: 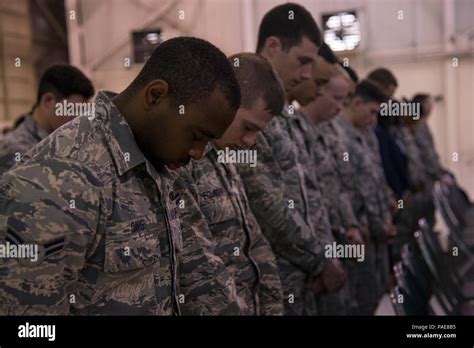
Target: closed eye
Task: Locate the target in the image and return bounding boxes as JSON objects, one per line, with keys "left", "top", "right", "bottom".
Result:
{"left": 193, "top": 129, "right": 217, "bottom": 141}
{"left": 298, "top": 57, "right": 313, "bottom": 65}
{"left": 201, "top": 130, "right": 217, "bottom": 140}
{"left": 244, "top": 122, "right": 261, "bottom": 132}
{"left": 192, "top": 130, "right": 203, "bottom": 141}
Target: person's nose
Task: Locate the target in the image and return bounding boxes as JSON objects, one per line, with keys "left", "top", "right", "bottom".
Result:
{"left": 242, "top": 133, "right": 256, "bottom": 148}
{"left": 301, "top": 65, "right": 312, "bottom": 80}
{"left": 188, "top": 141, "right": 207, "bottom": 160}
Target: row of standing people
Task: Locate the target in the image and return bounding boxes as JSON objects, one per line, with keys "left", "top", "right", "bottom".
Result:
{"left": 0, "top": 3, "right": 450, "bottom": 315}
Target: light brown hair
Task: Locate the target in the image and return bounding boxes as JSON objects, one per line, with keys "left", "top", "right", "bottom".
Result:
{"left": 229, "top": 53, "right": 285, "bottom": 115}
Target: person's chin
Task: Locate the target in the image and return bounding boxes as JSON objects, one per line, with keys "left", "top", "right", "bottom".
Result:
{"left": 167, "top": 158, "right": 191, "bottom": 171}
{"left": 233, "top": 144, "right": 248, "bottom": 150}
{"left": 166, "top": 163, "right": 181, "bottom": 171}
{"left": 324, "top": 115, "right": 336, "bottom": 123}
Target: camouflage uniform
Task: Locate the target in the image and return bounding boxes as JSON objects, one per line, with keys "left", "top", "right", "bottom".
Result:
{"left": 309, "top": 122, "right": 358, "bottom": 240}
{"left": 238, "top": 105, "right": 328, "bottom": 315}
{"left": 179, "top": 143, "right": 284, "bottom": 315}
{"left": 361, "top": 126, "right": 395, "bottom": 205}
{"left": 415, "top": 121, "right": 445, "bottom": 181}
{"left": 172, "top": 175, "right": 242, "bottom": 316}
{"left": 303, "top": 119, "right": 358, "bottom": 315}
{"left": 392, "top": 124, "right": 435, "bottom": 245}
{"left": 290, "top": 110, "right": 333, "bottom": 247}
{"left": 333, "top": 115, "right": 391, "bottom": 314}
{"left": 0, "top": 91, "right": 237, "bottom": 315}
{"left": 320, "top": 120, "right": 363, "bottom": 233}
{"left": 319, "top": 118, "right": 372, "bottom": 315}
{"left": 394, "top": 125, "right": 427, "bottom": 189}
{"left": 360, "top": 125, "right": 393, "bottom": 291}
{"left": 415, "top": 121, "right": 446, "bottom": 224}
{"left": 0, "top": 113, "right": 49, "bottom": 173}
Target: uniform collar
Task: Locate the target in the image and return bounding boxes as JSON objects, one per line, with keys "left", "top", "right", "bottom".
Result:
{"left": 312, "top": 122, "right": 325, "bottom": 141}
{"left": 281, "top": 103, "right": 297, "bottom": 120}
{"left": 21, "top": 113, "right": 49, "bottom": 141}
{"left": 203, "top": 141, "right": 215, "bottom": 157}
{"left": 335, "top": 114, "right": 363, "bottom": 142}
{"left": 93, "top": 90, "right": 147, "bottom": 176}
{"left": 294, "top": 108, "right": 314, "bottom": 135}
{"left": 205, "top": 142, "right": 222, "bottom": 164}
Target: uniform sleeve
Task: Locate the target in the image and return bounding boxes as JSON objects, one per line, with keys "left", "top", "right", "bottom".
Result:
{"left": 0, "top": 149, "right": 18, "bottom": 175}
{"left": 338, "top": 190, "right": 359, "bottom": 229}
{"left": 330, "top": 138, "right": 360, "bottom": 230}
{"left": 238, "top": 132, "right": 326, "bottom": 277}
{"left": 418, "top": 124, "right": 446, "bottom": 180}
{"left": 174, "top": 174, "right": 243, "bottom": 315}
{"left": 328, "top": 120, "right": 368, "bottom": 229}
{"left": 0, "top": 159, "right": 103, "bottom": 315}
{"left": 356, "top": 176, "right": 386, "bottom": 239}
{"left": 247, "top": 220, "right": 284, "bottom": 315}
{"left": 344, "top": 139, "right": 387, "bottom": 238}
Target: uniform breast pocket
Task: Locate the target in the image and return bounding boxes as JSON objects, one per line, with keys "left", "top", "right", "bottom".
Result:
{"left": 201, "top": 196, "right": 238, "bottom": 226}
{"left": 104, "top": 217, "right": 161, "bottom": 273}
{"left": 275, "top": 148, "right": 297, "bottom": 173}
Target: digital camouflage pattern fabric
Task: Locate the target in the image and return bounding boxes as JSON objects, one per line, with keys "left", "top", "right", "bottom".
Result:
{"left": 0, "top": 113, "right": 49, "bottom": 173}
{"left": 306, "top": 119, "right": 362, "bottom": 315}
{"left": 415, "top": 121, "right": 445, "bottom": 181}
{"left": 333, "top": 115, "right": 390, "bottom": 314}
{"left": 179, "top": 142, "right": 283, "bottom": 315}
{"left": 0, "top": 91, "right": 238, "bottom": 316}
{"left": 238, "top": 105, "right": 329, "bottom": 315}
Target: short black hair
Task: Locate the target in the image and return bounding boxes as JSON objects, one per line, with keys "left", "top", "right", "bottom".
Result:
{"left": 412, "top": 93, "right": 431, "bottom": 116}
{"left": 339, "top": 62, "right": 358, "bottom": 83}
{"left": 367, "top": 67, "right": 398, "bottom": 88}
{"left": 319, "top": 42, "right": 338, "bottom": 64}
{"left": 36, "top": 64, "right": 94, "bottom": 105}
{"left": 412, "top": 93, "right": 430, "bottom": 103}
{"left": 229, "top": 53, "right": 285, "bottom": 115}
{"left": 256, "top": 3, "right": 322, "bottom": 53}
{"left": 126, "top": 37, "right": 240, "bottom": 110}
{"left": 354, "top": 80, "right": 387, "bottom": 104}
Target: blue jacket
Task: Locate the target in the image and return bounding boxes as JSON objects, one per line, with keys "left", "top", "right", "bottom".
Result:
{"left": 375, "top": 124, "right": 409, "bottom": 198}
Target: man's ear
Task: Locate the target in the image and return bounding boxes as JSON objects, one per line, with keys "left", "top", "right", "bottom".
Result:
{"left": 143, "top": 80, "right": 169, "bottom": 110}
{"left": 264, "top": 36, "right": 283, "bottom": 58}
{"left": 40, "top": 92, "right": 57, "bottom": 112}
